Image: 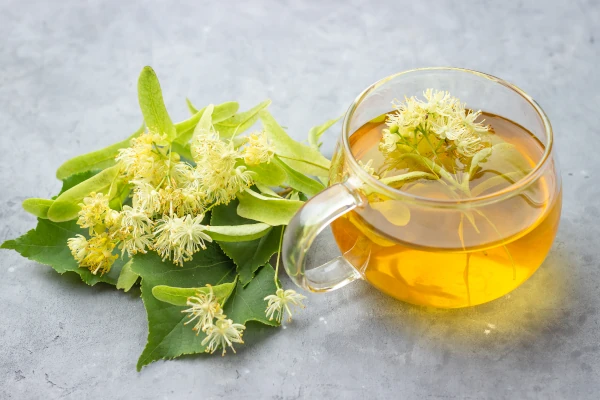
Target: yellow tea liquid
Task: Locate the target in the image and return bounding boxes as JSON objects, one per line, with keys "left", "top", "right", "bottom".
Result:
{"left": 331, "top": 112, "right": 561, "bottom": 308}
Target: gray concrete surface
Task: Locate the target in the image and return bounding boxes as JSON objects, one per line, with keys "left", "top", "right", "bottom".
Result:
{"left": 1, "top": 0, "right": 599, "bottom": 398}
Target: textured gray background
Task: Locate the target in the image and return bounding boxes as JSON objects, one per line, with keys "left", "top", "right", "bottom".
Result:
{"left": 1, "top": 0, "right": 599, "bottom": 399}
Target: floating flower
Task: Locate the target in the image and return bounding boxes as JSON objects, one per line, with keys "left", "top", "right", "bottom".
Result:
{"left": 264, "top": 288, "right": 306, "bottom": 323}
{"left": 201, "top": 316, "right": 246, "bottom": 356}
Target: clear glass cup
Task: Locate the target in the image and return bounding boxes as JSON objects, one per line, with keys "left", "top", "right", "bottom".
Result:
{"left": 282, "top": 67, "right": 562, "bottom": 308}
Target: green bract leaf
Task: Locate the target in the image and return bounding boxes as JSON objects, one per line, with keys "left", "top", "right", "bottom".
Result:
{"left": 192, "top": 104, "right": 214, "bottom": 138}
{"left": 471, "top": 171, "right": 526, "bottom": 197}
{"left": 116, "top": 259, "right": 138, "bottom": 292}
{"left": 176, "top": 101, "right": 240, "bottom": 144}
{"left": 273, "top": 155, "right": 325, "bottom": 197}
{"left": 0, "top": 218, "right": 124, "bottom": 286}
{"left": 214, "top": 100, "right": 271, "bottom": 138}
{"left": 58, "top": 171, "right": 98, "bottom": 195}
{"left": 55, "top": 124, "right": 144, "bottom": 180}
{"left": 137, "top": 66, "right": 176, "bottom": 140}
{"left": 246, "top": 161, "right": 286, "bottom": 187}
{"left": 380, "top": 171, "right": 438, "bottom": 187}
{"left": 207, "top": 223, "right": 271, "bottom": 242}
{"left": 259, "top": 110, "right": 330, "bottom": 176}
{"left": 212, "top": 200, "right": 282, "bottom": 285}
{"left": 223, "top": 263, "right": 279, "bottom": 326}
{"left": 237, "top": 188, "right": 303, "bottom": 226}
{"left": 255, "top": 183, "right": 280, "bottom": 197}
{"left": 151, "top": 281, "right": 236, "bottom": 307}
{"left": 22, "top": 198, "right": 54, "bottom": 219}
{"left": 469, "top": 147, "right": 493, "bottom": 177}
{"left": 130, "top": 248, "right": 236, "bottom": 371}
{"left": 108, "top": 180, "right": 132, "bottom": 210}
{"left": 47, "top": 164, "right": 121, "bottom": 222}
{"left": 370, "top": 201, "right": 411, "bottom": 226}
{"left": 308, "top": 116, "right": 341, "bottom": 150}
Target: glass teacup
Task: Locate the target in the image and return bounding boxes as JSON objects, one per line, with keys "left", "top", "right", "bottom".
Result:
{"left": 282, "top": 67, "right": 561, "bottom": 308}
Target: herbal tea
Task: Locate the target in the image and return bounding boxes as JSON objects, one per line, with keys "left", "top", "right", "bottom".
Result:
{"left": 330, "top": 92, "right": 561, "bottom": 308}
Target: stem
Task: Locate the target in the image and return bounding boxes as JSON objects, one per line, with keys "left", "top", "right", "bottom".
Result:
{"left": 401, "top": 153, "right": 469, "bottom": 195}
{"left": 274, "top": 226, "right": 285, "bottom": 289}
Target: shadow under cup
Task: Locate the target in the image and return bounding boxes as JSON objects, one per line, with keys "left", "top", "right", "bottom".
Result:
{"left": 283, "top": 68, "right": 562, "bottom": 308}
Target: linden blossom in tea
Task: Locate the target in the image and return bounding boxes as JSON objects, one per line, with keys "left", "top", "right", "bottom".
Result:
{"left": 329, "top": 90, "right": 561, "bottom": 307}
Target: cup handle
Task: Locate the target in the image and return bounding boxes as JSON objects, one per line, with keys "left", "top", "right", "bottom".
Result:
{"left": 282, "top": 182, "right": 364, "bottom": 292}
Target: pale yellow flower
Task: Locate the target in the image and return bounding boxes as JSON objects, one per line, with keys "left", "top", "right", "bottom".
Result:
{"left": 379, "top": 131, "right": 399, "bottom": 155}
{"left": 116, "top": 132, "right": 173, "bottom": 185}
{"left": 455, "top": 130, "right": 484, "bottom": 157}
{"left": 153, "top": 215, "right": 185, "bottom": 266}
{"left": 172, "top": 214, "right": 213, "bottom": 256}
{"left": 358, "top": 159, "right": 379, "bottom": 179}
{"left": 264, "top": 288, "right": 306, "bottom": 323}
{"left": 131, "top": 180, "right": 162, "bottom": 216}
{"left": 191, "top": 130, "right": 254, "bottom": 205}
{"left": 153, "top": 214, "right": 212, "bottom": 266}
{"left": 201, "top": 316, "right": 246, "bottom": 356}
{"left": 182, "top": 286, "right": 223, "bottom": 334}
{"left": 67, "top": 234, "right": 89, "bottom": 262}
{"left": 120, "top": 205, "right": 153, "bottom": 237}
{"left": 76, "top": 232, "right": 119, "bottom": 275}
{"left": 76, "top": 192, "right": 110, "bottom": 233}
{"left": 243, "top": 131, "right": 275, "bottom": 166}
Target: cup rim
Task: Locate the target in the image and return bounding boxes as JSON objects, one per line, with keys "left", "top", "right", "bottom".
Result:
{"left": 341, "top": 67, "right": 554, "bottom": 208}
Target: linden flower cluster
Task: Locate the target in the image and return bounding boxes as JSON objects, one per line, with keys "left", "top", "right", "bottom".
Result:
{"left": 182, "top": 286, "right": 246, "bottom": 356}
{"left": 67, "top": 127, "right": 278, "bottom": 274}
{"left": 380, "top": 89, "right": 491, "bottom": 160}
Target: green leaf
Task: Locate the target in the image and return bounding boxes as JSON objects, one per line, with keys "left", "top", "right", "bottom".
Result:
{"left": 55, "top": 123, "right": 144, "bottom": 180}
{"left": 237, "top": 189, "right": 304, "bottom": 226}
{"left": 212, "top": 201, "right": 282, "bottom": 285}
{"left": 246, "top": 161, "right": 286, "bottom": 187}
{"left": 214, "top": 100, "right": 271, "bottom": 138}
{"left": 47, "top": 164, "right": 121, "bottom": 222}
{"left": 207, "top": 223, "right": 271, "bottom": 242}
{"left": 259, "top": 110, "right": 330, "bottom": 176}
{"left": 137, "top": 66, "right": 176, "bottom": 141}
{"left": 272, "top": 155, "right": 325, "bottom": 197}
{"left": 151, "top": 281, "right": 236, "bottom": 307}
{"left": 175, "top": 101, "right": 240, "bottom": 144}
{"left": 22, "top": 198, "right": 54, "bottom": 219}
{"left": 130, "top": 249, "right": 236, "bottom": 370}
{"left": 224, "top": 263, "right": 279, "bottom": 326}
{"left": 116, "top": 259, "right": 138, "bottom": 292}
{"left": 1, "top": 218, "right": 123, "bottom": 286}
{"left": 380, "top": 171, "right": 437, "bottom": 187}
{"left": 308, "top": 116, "right": 341, "bottom": 150}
